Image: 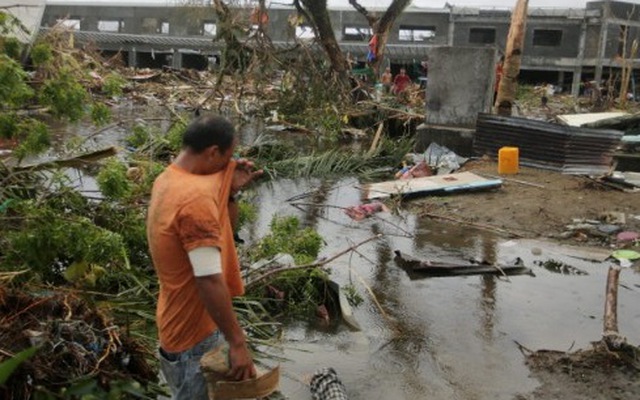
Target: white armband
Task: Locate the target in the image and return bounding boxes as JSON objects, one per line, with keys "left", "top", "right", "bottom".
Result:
{"left": 188, "top": 247, "right": 223, "bottom": 277}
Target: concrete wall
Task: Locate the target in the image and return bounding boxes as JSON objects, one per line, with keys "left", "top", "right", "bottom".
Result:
{"left": 40, "top": 1, "right": 640, "bottom": 78}
{"left": 425, "top": 46, "right": 496, "bottom": 127}
{"left": 584, "top": 24, "right": 602, "bottom": 59}
{"left": 589, "top": 1, "right": 640, "bottom": 20}
{"left": 523, "top": 21, "right": 583, "bottom": 58}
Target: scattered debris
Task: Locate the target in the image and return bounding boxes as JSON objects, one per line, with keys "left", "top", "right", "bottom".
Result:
{"left": 606, "top": 171, "right": 640, "bottom": 189}
{"left": 0, "top": 289, "right": 158, "bottom": 399}
{"left": 396, "top": 161, "right": 432, "bottom": 179}
{"left": 556, "top": 212, "right": 640, "bottom": 245}
{"left": 617, "top": 231, "right": 639, "bottom": 242}
{"left": 610, "top": 249, "right": 640, "bottom": 263}
{"left": 499, "top": 239, "right": 612, "bottom": 262}
{"left": 393, "top": 143, "right": 467, "bottom": 180}
{"left": 534, "top": 259, "right": 588, "bottom": 275}
{"left": 344, "top": 202, "right": 389, "bottom": 221}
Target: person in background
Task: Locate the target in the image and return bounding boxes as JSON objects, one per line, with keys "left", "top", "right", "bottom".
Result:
{"left": 392, "top": 67, "right": 412, "bottom": 97}
{"left": 147, "top": 115, "right": 262, "bottom": 399}
{"left": 381, "top": 67, "right": 393, "bottom": 94}
{"left": 494, "top": 55, "right": 504, "bottom": 106}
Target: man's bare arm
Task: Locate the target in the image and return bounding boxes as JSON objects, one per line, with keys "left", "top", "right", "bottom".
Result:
{"left": 195, "top": 274, "right": 256, "bottom": 381}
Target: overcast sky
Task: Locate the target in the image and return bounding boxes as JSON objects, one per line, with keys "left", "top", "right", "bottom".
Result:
{"left": 46, "top": 0, "right": 640, "bottom": 8}
{"left": 328, "top": 0, "right": 640, "bottom": 8}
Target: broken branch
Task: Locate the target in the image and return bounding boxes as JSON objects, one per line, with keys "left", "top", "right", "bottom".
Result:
{"left": 246, "top": 234, "right": 382, "bottom": 290}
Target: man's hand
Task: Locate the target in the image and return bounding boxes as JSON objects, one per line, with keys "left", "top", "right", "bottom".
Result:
{"left": 231, "top": 159, "right": 263, "bottom": 194}
{"left": 227, "top": 341, "right": 257, "bottom": 381}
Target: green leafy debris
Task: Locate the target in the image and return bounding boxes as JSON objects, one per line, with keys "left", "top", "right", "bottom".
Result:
{"left": 0, "top": 54, "right": 33, "bottom": 108}
{"left": 97, "top": 159, "right": 132, "bottom": 200}
{"left": 250, "top": 215, "right": 323, "bottom": 265}
{"left": 30, "top": 43, "right": 53, "bottom": 67}
{"left": 90, "top": 102, "right": 112, "bottom": 127}
{"left": 40, "top": 69, "right": 87, "bottom": 122}
{"left": 102, "top": 73, "right": 127, "bottom": 97}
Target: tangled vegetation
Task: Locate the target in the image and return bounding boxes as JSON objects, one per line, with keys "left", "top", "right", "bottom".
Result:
{"left": 0, "top": 2, "right": 421, "bottom": 395}
{"left": 0, "top": 289, "right": 161, "bottom": 400}
{"left": 250, "top": 215, "right": 324, "bottom": 265}
{"left": 0, "top": 21, "right": 125, "bottom": 159}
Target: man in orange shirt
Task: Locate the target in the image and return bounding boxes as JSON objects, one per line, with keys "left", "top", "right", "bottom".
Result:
{"left": 147, "top": 115, "right": 262, "bottom": 399}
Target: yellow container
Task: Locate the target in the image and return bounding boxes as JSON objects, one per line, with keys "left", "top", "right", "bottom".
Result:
{"left": 498, "top": 146, "right": 519, "bottom": 174}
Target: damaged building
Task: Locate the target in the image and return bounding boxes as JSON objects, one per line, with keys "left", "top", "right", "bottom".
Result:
{"left": 41, "top": 0, "right": 640, "bottom": 97}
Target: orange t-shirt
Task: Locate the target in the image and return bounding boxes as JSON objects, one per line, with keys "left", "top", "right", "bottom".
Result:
{"left": 147, "top": 160, "right": 244, "bottom": 353}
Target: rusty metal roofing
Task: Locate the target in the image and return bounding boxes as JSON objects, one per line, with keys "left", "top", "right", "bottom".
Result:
{"left": 474, "top": 113, "right": 624, "bottom": 175}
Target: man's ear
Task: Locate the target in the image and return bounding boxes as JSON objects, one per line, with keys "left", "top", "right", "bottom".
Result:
{"left": 206, "top": 145, "right": 220, "bottom": 159}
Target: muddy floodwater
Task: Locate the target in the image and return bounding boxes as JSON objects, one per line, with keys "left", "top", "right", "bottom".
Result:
{"left": 40, "top": 110, "right": 640, "bottom": 400}
{"left": 245, "top": 178, "right": 640, "bottom": 400}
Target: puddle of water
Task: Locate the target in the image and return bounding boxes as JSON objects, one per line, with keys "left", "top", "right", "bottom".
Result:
{"left": 31, "top": 112, "right": 640, "bottom": 400}
{"left": 245, "top": 178, "right": 640, "bottom": 400}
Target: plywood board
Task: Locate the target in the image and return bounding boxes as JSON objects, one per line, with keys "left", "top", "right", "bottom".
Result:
{"left": 557, "top": 112, "right": 628, "bottom": 127}
{"left": 364, "top": 171, "right": 502, "bottom": 200}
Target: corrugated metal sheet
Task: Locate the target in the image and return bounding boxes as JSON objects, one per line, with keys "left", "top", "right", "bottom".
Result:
{"left": 474, "top": 113, "right": 624, "bottom": 175}
{"left": 38, "top": 28, "right": 431, "bottom": 60}
{"left": 39, "top": 29, "right": 220, "bottom": 50}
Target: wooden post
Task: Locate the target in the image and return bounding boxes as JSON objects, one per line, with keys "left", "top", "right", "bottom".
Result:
{"left": 603, "top": 264, "right": 626, "bottom": 349}
{"left": 495, "top": 0, "right": 529, "bottom": 116}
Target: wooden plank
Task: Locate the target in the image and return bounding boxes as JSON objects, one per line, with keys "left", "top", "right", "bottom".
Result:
{"left": 13, "top": 147, "right": 118, "bottom": 171}
{"left": 328, "top": 280, "right": 361, "bottom": 332}
{"left": 557, "top": 112, "right": 629, "bottom": 127}
{"left": 409, "top": 265, "right": 531, "bottom": 277}
{"left": 363, "top": 171, "right": 502, "bottom": 200}
{"left": 394, "top": 251, "right": 531, "bottom": 277}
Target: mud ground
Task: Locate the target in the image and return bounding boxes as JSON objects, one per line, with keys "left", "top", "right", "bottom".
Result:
{"left": 517, "top": 343, "right": 640, "bottom": 400}
{"left": 414, "top": 160, "right": 640, "bottom": 240}
{"left": 412, "top": 160, "right": 640, "bottom": 400}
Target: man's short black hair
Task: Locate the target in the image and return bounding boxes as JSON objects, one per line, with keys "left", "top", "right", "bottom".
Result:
{"left": 182, "top": 115, "right": 235, "bottom": 154}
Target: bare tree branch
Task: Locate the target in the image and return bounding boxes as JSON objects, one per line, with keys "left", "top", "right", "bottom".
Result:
{"left": 348, "top": 0, "right": 378, "bottom": 26}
